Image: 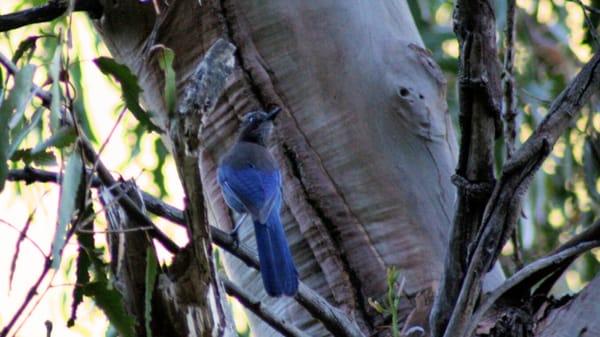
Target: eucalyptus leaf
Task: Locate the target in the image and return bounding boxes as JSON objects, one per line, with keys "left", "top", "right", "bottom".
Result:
{"left": 0, "top": 64, "right": 36, "bottom": 191}
{"left": 93, "top": 57, "right": 162, "bottom": 133}
{"left": 7, "top": 64, "right": 36, "bottom": 129}
{"left": 155, "top": 46, "right": 176, "bottom": 115}
{"left": 83, "top": 282, "right": 136, "bottom": 337}
{"left": 67, "top": 203, "right": 96, "bottom": 327}
{"left": 144, "top": 247, "right": 158, "bottom": 337}
{"left": 12, "top": 36, "right": 40, "bottom": 65}
{"left": 49, "top": 47, "right": 61, "bottom": 131}
{"left": 31, "top": 126, "right": 77, "bottom": 155}
{"left": 52, "top": 151, "right": 83, "bottom": 269}
{"left": 7, "top": 106, "right": 43, "bottom": 159}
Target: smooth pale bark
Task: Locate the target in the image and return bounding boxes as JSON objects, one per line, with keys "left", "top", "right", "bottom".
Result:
{"left": 92, "top": 0, "right": 486, "bottom": 335}
{"left": 534, "top": 274, "right": 600, "bottom": 337}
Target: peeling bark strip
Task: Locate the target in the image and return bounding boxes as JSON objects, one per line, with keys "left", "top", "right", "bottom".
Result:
{"left": 431, "top": 1, "right": 501, "bottom": 336}
{"left": 173, "top": 38, "right": 236, "bottom": 153}
{"left": 443, "top": 50, "right": 600, "bottom": 337}
{"left": 177, "top": 39, "right": 237, "bottom": 117}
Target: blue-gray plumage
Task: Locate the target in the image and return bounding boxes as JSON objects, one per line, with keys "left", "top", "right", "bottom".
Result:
{"left": 217, "top": 107, "right": 299, "bottom": 296}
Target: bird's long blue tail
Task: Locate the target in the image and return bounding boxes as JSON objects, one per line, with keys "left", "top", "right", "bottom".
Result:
{"left": 254, "top": 211, "right": 298, "bottom": 296}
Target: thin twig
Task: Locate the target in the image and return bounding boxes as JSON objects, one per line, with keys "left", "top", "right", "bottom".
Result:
{"left": 8, "top": 211, "right": 37, "bottom": 291}
{"left": 77, "top": 225, "right": 154, "bottom": 234}
{"left": 571, "top": 0, "right": 600, "bottom": 48}
{"left": 0, "top": 218, "right": 46, "bottom": 257}
{"left": 221, "top": 274, "right": 310, "bottom": 337}
{"left": 464, "top": 241, "right": 600, "bottom": 337}
{"left": 0, "top": 258, "right": 52, "bottom": 337}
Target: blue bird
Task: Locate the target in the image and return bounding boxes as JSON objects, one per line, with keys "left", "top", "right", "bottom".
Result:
{"left": 217, "top": 107, "right": 298, "bottom": 296}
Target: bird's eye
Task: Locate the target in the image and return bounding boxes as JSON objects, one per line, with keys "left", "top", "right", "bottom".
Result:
{"left": 248, "top": 116, "right": 256, "bottom": 123}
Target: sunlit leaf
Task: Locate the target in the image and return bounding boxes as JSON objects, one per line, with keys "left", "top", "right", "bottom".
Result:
{"left": 31, "top": 126, "right": 77, "bottom": 155}
{"left": 93, "top": 57, "right": 162, "bottom": 133}
{"left": 154, "top": 45, "right": 176, "bottom": 115}
{"left": 153, "top": 138, "right": 167, "bottom": 197}
{"left": 0, "top": 64, "right": 36, "bottom": 191}
{"left": 52, "top": 150, "right": 83, "bottom": 269}
{"left": 49, "top": 47, "right": 61, "bottom": 131}
{"left": 144, "top": 247, "right": 158, "bottom": 337}
{"left": 83, "top": 282, "right": 136, "bottom": 337}
{"left": 8, "top": 106, "right": 43, "bottom": 159}
{"left": 70, "top": 59, "right": 98, "bottom": 142}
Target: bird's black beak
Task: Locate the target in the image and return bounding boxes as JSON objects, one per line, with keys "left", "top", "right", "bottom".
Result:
{"left": 266, "top": 107, "right": 281, "bottom": 120}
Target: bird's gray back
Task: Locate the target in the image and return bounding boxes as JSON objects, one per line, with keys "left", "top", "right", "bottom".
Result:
{"left": 221, "top": 141, "right": 279, "bottom": 171}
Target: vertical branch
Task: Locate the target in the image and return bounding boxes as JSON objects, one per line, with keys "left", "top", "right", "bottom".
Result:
{"left": 430, "top": 1, "right": 502, "bottom": 336}
{"left": 503, "top": 0, "right": 517, "bottom": 159}
{"left": 168, "top": 38, "right": 236, "bottom": 336}
{"left": 502, "top": 0, "right": 524, "bottom": 270}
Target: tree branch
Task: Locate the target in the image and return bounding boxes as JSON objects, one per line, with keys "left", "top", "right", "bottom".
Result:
{"left": 529, "top": 218, "right": 600, "bottom": 298}
{"left": 443, "top": 49, "right": 600, "bottom": 337}
{"left": 431, "top": 1, "right": 502, "bottom": 335}
{"left": 221, "top": 274, "right": 310, "bottom": 337}
{"left": 464, "top": 240, "right": 600, "bottom": 337}
{"left": 0, "top": 0, "right": 102, "bottom": 33}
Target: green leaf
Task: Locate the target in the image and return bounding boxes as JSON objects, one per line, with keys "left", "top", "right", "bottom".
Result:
{"left": 49, "top": 47, "right": 61, "bottom": 131}
{"left": 153, "top": 138, "right": 168, "bottom": 197}
{"left": 70, "top": 59, "right": 98, "bottom": 142}
{"left": 93, "top": 57, "right": 162, "bottom": 133}
{"left": 0, "top": 64, "right": 36, "bottom": 191}
{"left": 12, "top": 36, "right": 40, "bottom": 65}
{"left": 8, "top": 106, "right": 43, "bottom": 159}
{"left": 31, "top": 126, "right": 77, "bottom": 155}
{"left": 68, "top": 200, "right": 96, "bottom": 327}
{"left": 144, "top": 247, "right": 158, "bottom": 337}
{"left": 155, "top": 46, "right": 176, "bottom": 115}
{"left": 11, "top": 148, "right": 56, "bottom": 166}
{"left": 52, "top": 151, "right": 83, "bottom": 269}
{"left": 7, "top": 65, "right": 36, "bottom": 129}
{"left": 82, "top": 282, "right": 136, "bottom": 337}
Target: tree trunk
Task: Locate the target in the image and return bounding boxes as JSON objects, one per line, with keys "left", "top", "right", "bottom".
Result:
{"left": 91, "top": 0, "right": 479, "bottom": 335}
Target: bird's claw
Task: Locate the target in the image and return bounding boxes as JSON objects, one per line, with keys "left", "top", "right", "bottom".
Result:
{"left": 230, "top": 230, "right": 240, "bottom": 249}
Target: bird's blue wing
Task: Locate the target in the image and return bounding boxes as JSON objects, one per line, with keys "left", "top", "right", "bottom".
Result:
{"left": 217, "top": 164, "right": 281, "bottom": 223}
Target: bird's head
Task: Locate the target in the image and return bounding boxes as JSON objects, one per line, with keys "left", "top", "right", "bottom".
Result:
{"left": 237, "top": 107, "right": 281, "bottom": 146}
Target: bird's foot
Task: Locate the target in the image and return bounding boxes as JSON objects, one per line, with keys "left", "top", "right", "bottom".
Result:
{"left": 229, "top": 230, "right": 240, "bottom": 249}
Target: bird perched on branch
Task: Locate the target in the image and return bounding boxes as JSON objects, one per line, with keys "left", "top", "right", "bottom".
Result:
{"left": 217, "top": 107, "right": 298, "bottom": 296}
